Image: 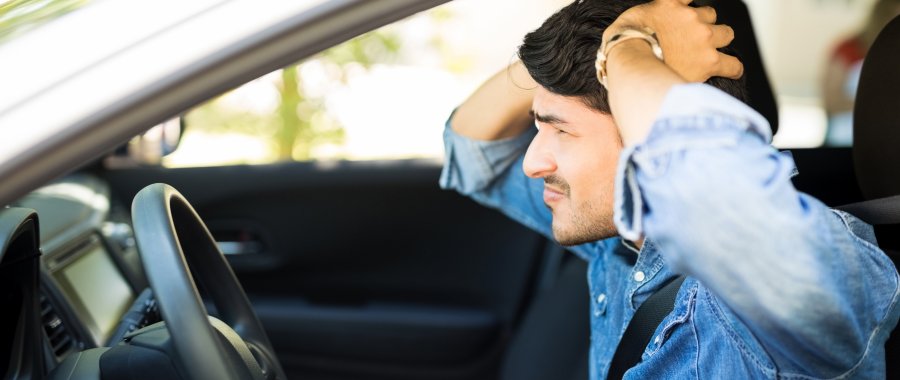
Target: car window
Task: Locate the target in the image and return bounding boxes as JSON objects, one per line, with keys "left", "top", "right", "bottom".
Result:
{"left": 744, "top": 0, "right": 899, "bottom": 148}
{"left": 162, "top": 0, "right": 571, "bottom": 168}
{"left": 156, "top": 0, "right": 897, "bottom": 169}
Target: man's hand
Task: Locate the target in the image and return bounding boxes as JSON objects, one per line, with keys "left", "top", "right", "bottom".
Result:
{"left": 602, "top": 0, "right": 744, "bottom": 145}
{"left": 604, "top": 0, "right": 743, "bottom": 82}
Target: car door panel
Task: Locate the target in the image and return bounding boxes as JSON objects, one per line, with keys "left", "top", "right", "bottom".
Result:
{"left": 255, "top": 300, "right": 499, "bottom": 364}
{"left": 103, "top": 159, "right": 549, "bottom": 379}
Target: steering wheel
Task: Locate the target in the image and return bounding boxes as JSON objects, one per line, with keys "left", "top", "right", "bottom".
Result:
{"left": 130, "top": 183, "right": 286, "bottom": 380}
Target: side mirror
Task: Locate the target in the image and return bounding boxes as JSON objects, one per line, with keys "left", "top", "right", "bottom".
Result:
{"left": 105, "top": 118, "right": 183, "bottom": 167}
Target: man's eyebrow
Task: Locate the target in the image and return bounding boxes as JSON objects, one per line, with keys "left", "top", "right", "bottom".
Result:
{"left": 529, "top": 110, "right": 567, "bottom": 125}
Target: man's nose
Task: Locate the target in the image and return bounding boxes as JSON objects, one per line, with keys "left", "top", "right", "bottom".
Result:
{"left": 523, "top": 131, "right": 556, "bottom": 179}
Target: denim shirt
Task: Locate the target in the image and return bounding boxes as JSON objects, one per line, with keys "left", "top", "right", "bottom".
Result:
{"left": 440, "top": 84, "right": 900, "bottom": 379}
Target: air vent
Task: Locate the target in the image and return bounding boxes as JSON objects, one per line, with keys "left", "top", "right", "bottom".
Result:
{"left": 39, "top": 292, "right": 75, "bottom": 360}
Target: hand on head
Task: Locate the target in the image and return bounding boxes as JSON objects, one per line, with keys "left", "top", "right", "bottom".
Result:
{"left": 604, "top": 0, "right": 744, "bottom": 82}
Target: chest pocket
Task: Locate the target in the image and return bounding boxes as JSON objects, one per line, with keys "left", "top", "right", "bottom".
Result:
{"left": 643, "top": 281, "right": 698, "bottom": 356}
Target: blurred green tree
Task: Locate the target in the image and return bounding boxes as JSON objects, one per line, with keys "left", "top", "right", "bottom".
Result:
{"left": 185, "top": 29, "right": 402, "bottom": 162}
{"left": 275, "top": 30, "right": 401, "bottom": 160}
{"left": 0, "top": 0, "right": 88, "bottom": 44}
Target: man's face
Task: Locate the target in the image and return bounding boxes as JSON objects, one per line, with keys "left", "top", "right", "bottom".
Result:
{"left": 523, "top": 87, "right": 623, "bottom": 246}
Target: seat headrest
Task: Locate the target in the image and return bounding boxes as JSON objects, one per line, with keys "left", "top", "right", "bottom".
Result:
{"left": 701, "top": 0, "right": 779, "bottom": 135}
{"left": 853, "top": 15, "right": 900, "bottom": 200}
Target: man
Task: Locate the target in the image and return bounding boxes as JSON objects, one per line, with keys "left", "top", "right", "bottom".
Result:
{"left": 440, "top": 0, "right": 900, "bottom": 378}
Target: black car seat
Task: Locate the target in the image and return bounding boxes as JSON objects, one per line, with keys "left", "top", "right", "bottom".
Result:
{"left": 499, "top": 252, "right": 590, "bottom": 380}
{"left": 701, "top": 0, "right": 779, "bottom": 134}
{"left": 498, "top": 2, "right": 778, "bottom": 378}
{"left": 845, "top": 14, "right": 900, "bottom": 378}
{"left": 852, "top": 15, "right": 900, "bottom": 209}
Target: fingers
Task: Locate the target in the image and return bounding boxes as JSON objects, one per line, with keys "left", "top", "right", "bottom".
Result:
{"left": 714, "top": 53, "right": 744, "bottom": 79}
{"left": 709, "top": 24, "right": 735, "bottom": 48}
{"left": 695, "top": 6, "right": 717, "bottom": 24}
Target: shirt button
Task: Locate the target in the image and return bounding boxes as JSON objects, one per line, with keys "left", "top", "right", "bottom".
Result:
{"left": 634, "top": 271, "right": 645, "bottom": 282}
{"left": 593, "top": 293, "right": 608, "bottom": 317}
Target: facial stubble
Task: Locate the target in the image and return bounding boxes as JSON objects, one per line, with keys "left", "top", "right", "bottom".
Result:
{"left": 544, "top": 174, "right": 617, "bottom": 246}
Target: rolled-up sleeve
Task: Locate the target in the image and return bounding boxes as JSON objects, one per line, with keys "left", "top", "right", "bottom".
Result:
{"left": 614, "top": 83, "right": 900, "bottom": 377}
{"left": 440, "top": 114, "right": 600, "bottom": 261}
{"left": 439, "top": 119, "right": 537, "bottom": 195}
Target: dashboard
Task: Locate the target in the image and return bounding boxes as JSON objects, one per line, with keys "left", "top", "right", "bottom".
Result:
{"left": 46, "top": 235, "right": 134, "bottom": 346}
{"left": 2, "top": 174, "right": 157, "bottom": 373}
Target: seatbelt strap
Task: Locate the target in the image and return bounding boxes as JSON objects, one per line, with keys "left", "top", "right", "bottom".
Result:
{"left": 606, "top": 275, "right": 686, "bottom": 380}
{"left": 837, "top": 194, "right": 900, "bottom": 225}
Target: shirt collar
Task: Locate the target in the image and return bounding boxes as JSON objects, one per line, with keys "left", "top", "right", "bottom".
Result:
{"left": 622, "top": 239, "right": 641, "bottom": 255}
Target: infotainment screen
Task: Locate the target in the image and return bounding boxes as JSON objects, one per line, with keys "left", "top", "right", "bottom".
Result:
{"left": 51, "top": 237, "right": 134, "bottom": 345}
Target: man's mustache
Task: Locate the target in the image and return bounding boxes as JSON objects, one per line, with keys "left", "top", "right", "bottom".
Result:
{"left": 544, "top": 175, "right": 570, "bottom": 196}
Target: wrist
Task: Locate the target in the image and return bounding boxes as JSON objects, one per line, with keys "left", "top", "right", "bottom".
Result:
{"left": 605, "top": 40, "right": 661, "bottom": 86}
{"left": 595, "top": 27, "right": 664, "bottom": 88}
{"left": 609, "top": 39, "right": 657, "bottom": 61}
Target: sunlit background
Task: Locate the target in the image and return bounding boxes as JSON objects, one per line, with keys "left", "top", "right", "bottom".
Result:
{"left": 165, "top": 0, "right": 573, "bottom": 167}
{"left": 3, "top": 0, "right": 892, "bottom": 167}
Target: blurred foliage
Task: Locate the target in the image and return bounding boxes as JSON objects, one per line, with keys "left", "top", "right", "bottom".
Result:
{"left": 275, "top": 66, "right": 345, "bottom": 160}
{"left": 428, "top": 7, "right": 472, "bottom": 74}
{"left": 181, "top": 8, "right": 464, "bottom": 164}
{"left": 185, "top": 29, "right": 403, "bottom": 161}
{"left": 0, "top": 0, "right": 88, "bottom": 44}
{"left": 322, "top": 31, "right": 401, "bottom": 70}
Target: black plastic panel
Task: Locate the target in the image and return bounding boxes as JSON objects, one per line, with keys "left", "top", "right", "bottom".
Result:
{"left": 789, "top": 147, "right": 863, "bottom": 207}
{"left": 0, "top": 208, "right": 44, "bottom": 379}
{"left": 104, "top": 159, "right": 548, "bottom": 379}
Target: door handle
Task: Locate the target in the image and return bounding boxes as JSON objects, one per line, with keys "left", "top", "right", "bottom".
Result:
{"left": 216, "top": 240, "right": 264, "bottom": 255}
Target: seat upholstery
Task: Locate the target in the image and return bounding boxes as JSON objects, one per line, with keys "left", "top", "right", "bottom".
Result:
{"left": 854, "top": 15, "right": 900, "bottom": 203}
{"left": 700, "top": 0, "right": 780, "bottom": 134}
{"left": 850, "top": 14, "right": 900, "bottom": 378}
{"left": 500, "top": 255, "right": 589, "bottom": 380}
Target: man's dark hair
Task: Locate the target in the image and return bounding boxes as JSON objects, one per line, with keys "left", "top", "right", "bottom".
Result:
{"left": 518, "top": 0, "right": 748, "bottom": 114}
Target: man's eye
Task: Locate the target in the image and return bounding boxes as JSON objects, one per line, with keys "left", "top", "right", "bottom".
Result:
{"left": 555, "top": 128, "right": 568, "bottom": 135}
